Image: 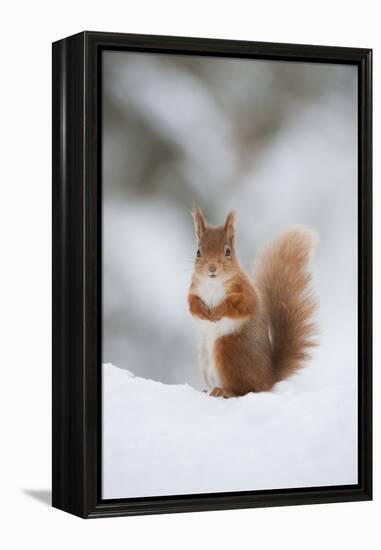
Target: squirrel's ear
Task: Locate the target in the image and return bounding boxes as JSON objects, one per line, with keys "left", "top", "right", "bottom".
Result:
{"left": 192, "top": 208, "right": 207, "bottom": 240}
{"left": 224, "top": 210, "right": 236, "bottom": 242}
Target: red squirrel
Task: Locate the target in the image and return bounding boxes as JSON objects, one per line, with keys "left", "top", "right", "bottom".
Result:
{"left": 188, "top": 208, "right": 318, "bottom": 398}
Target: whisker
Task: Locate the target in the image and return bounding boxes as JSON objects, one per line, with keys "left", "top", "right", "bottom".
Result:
{"left": 171, "top": 259, "right": 196, "bottom": 264}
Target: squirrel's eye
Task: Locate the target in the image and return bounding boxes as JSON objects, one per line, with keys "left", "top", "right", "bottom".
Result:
{"left": 196, "top": 249, "right": 201, "bottom": 258}
{"left": 225, "top": 247, "right": 231, "bottom": 257}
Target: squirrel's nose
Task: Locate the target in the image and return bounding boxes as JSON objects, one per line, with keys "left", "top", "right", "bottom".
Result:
{"left": 208, "top": 264, "right": 217, "bottom": 273}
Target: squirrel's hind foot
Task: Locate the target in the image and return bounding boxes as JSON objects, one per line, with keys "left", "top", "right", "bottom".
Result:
{"left": 210, "top": 387, "right": 237, "bottom": 399}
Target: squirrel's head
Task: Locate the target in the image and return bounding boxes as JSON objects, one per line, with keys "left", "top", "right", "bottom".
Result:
{"left": 191, "top": 208, "right": 239, "bottom": 281}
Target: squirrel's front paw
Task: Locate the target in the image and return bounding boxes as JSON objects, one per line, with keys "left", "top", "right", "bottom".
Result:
{"left": 209, "top": 310, "right": 222, "bottom": 322}
{"left": 189, "top": 295, "right": 211, "bottom": 321}
{"left": 198, "top": 310, "right": 211, "bottom": 321}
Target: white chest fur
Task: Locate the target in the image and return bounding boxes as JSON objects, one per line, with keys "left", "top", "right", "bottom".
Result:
{"left": 197, "top": 277, "right": 226, "bottom": 310}
{"left": 195, "top": 277, "right": 245, "bottom": 388}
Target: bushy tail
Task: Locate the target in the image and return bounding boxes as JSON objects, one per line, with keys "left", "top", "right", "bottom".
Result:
{"left": 255, "top": 227, "right": 318, "bottom": 382}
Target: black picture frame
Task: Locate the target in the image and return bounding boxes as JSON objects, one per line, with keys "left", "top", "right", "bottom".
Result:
{"left": 52, "top": 31, "right": 372, "bottom": 519}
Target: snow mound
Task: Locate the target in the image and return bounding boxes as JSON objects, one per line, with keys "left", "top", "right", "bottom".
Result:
{"left": 103, "top": 363, "right": 357, "bottom": 499}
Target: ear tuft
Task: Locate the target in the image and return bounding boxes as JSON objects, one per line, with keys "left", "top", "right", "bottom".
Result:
{"left": 192, "top": 208, "right": 207, "bottom": 240}
{"left": 224, "top": 210, "right": 236, "bottom": 242}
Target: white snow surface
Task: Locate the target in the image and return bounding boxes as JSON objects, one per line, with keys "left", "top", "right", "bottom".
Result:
{"left": 103, "top": 363, "right": 357, "bottom": 499}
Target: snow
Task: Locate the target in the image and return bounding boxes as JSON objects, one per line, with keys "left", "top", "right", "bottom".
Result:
{"left": 102, "top": 362, "right": 357, "bottom": 499}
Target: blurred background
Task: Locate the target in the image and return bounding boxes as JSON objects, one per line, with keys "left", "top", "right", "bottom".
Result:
{"left": 102, "top": 51, "right": 357, "bottom": 390}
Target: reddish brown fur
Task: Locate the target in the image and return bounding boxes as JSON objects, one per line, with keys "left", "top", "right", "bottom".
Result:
{"left": 191, "top": 208, "right": 239, "bottom": 282}
{"left": 254, "top": 229, "right": 318, "bottom": 383}
{"left": 215, "top": 323, "right": 274, "bottom": 396}
{"left": 188, "top": 274, "right": 257, "bottom": 323}
{"left": 188, "top": 293, "right": 211, "bottom": 320}
{"left": 209, "top": 277, "right": 257, "bottom": 321}
{"left": 188, "top": 209, "right": 318, "bottom": 397}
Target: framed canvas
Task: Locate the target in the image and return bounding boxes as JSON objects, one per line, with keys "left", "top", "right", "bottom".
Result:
{"left": 52, "top": 31, "right": 372, "bottom": 518}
